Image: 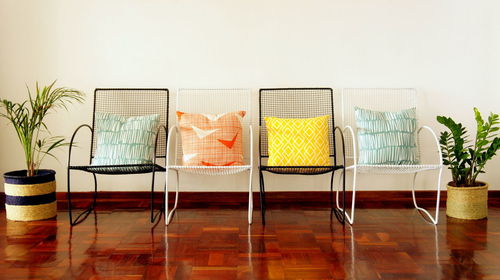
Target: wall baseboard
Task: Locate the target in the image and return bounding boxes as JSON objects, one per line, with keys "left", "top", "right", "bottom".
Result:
{"left": 2, "top": 191, "right": 499, "bottom": 210}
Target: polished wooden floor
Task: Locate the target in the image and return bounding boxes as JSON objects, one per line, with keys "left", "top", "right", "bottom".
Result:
{"left": 1, "top": 206, "right": 499, "bottom": 279}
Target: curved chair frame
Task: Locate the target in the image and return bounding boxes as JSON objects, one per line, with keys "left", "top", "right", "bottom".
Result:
{"left": 337, "top": 88, "right": 443, "bottom": 224}
{"left": 67, "top": 88, "right": 169, "bottom": 226}
{"left": 165, "top": 88, "right": 254, "bottom": 225}
{"left": 258, "top": 88, "right": 346, "bottom": 225}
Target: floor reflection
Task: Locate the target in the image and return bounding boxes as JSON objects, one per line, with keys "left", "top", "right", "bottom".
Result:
{"left": 68, "top": 210, "right": 169, "bottom": 278}
{"left": 442, "top": 217, "right": 488, "bottom": 279}
{"left": 1, "top": 208, "right": 499, "bottom": 279}
{"left": 4, "top": 217, "right": 58, "bottom": 278}
{"left": 346, "top": 209, "right": 442, "bottom": 279}
{"left": 68, "top": 211, "right": 98, "bottom": 278}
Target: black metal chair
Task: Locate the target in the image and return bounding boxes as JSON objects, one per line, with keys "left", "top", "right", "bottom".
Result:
{"left": 258, "top": 88, "right": 346, "bottom": 225}
{"left": 67, "top": 88, "right": 169, "bottom": 226}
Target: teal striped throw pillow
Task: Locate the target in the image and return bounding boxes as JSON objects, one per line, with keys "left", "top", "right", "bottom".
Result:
{"left": 355, "top": 107, "right": 419, "bottom": 165}
{"left": 92, "top": 113, "right": 160, "bottom": 166}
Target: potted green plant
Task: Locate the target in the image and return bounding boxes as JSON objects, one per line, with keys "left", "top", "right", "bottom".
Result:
{"left": 1, "top": 81, "right": 84, "bottom": 221}
{"left": 437, "top": 108, "right": 500, "bottom": 220}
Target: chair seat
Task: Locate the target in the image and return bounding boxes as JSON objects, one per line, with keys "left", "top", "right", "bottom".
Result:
{"left": 260, "top": 165, "right": 343, "bottom": 175}
{"left": 167, "top": 165, "right": 252, "bottom": 176}
{"left": 353, "top": 164, "right": 442, "bottom": 174}
{"left": 69, "top": 164, "right": 166, "bottom": 175}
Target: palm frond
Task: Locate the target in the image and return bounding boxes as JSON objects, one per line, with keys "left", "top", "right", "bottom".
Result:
{"left": 0, "top": 81, "right": 85, "bottom": 176}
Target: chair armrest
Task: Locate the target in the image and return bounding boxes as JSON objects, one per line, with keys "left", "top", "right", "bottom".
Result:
{"left": 417, "top": 125, "right": 443, "bottom": 165}
{"left": 248, "top": 125, "right": 253, "bottom": 166}
{"left": 68, "top": 124, "right": 93, "bottom": 167}
{"left": 166, "top": 126, "right": 180, "bottom": 166}
{"left": 342, "top": 125, "right": 358, "bottom": 166}
{"left": 257, "top": 125, "right": 265, "bottom": 169}
{"left": 152, "top": 125, "right": 168, "bottom": 166}
{"left": 334, "top": 126, "right": 347, "bottom": 167}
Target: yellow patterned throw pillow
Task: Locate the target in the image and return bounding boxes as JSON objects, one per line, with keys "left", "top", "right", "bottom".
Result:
{"left": 265, "top": 116, "right": 330, "bottom": 166}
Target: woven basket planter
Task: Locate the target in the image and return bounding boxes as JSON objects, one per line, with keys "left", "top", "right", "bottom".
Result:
{"left": 4, "top": 169, "right": 57, "bottom": 221}
{"left": 446, "top": 182, "right": 488, "bottom": 220}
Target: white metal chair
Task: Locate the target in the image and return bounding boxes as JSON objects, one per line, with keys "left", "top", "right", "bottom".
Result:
{"left": 165, "top": 88, "right": 254, "bottom": 225}
{"left": 337, "top": 88, "right": 443, "bottom": 224}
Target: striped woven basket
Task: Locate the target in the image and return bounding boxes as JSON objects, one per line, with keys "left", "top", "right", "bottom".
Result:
{"left": 4, "top": 169, "right": 57, "bottom": 221}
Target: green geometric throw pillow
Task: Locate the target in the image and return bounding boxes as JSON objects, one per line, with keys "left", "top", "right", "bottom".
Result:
{"left": 92, "top": 113, "right": 160, "bottom": 166}
{"left": 355, "top": 107, "right": 419, "bottom": 165}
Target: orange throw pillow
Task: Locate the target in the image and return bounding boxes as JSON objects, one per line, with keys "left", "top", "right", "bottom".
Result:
{"left": 177, "top": 111, "right": 246, "bottom": 166}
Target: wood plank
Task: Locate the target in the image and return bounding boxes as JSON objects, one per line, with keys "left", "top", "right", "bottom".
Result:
{"left": 1, "top": 207, "right": 500, "bottom": 279}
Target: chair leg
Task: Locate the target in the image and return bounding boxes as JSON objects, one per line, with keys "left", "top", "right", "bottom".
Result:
{"left": 68, "top": 170, "right": 97, "bottom": 226}
{"left": 67, "top": 168, "right": 73, "bottom": 224}
{"left": 165, "top": 169, "right": 169, "bottom": 225}
{"left": 166, "top": 169, "right": 180, "bottom": 225}
{"left": 150, "top": 169, "right": 155, "bottom": 222}
{"left": 336, "top": 168, "right": 357, "bottom": 224}
{"left": 411, "top": 168, "right": 442, "bottom": 224}
{"left": 150, "top": 169, "right": 163, "bottom": 224}
{"left": 330, "top": 171, "right": 335, "bottom": 221}
{"left": 330, "top": 171, "right": 334, "bottom": 211}
{"left": 92, "top": 173, "right": 98, "bottom": 208}
{"left": 163, "top": 181, "right": 167, "bottom": 214}
{"left": 330, "top": 170, "right": 346, "bottom": 224}
{"left": 259, "top": 170, "right": 266, "bottom": 225}
{"left": 248, "top": 168, "right": 253, "bottom": 225}
{"left": 342, "top": 167, "right": 346, "bottom": 223}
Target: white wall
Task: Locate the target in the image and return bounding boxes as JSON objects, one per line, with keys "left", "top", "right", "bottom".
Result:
{"left": 1, "top": 0, "right": 499, "bottom": 192}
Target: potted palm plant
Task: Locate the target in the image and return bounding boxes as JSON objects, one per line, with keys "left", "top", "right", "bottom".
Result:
{"left": 437, "top": 108, "right": 500, "bottom": 220}
{"left": 1, "top": 81, "right": 84, "bottom": 221}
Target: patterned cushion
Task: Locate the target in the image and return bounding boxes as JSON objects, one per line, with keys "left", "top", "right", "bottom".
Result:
{"left": 177, "top": 111, "right": 245, "bottom": 166}
{"left": 265, "top": 116, "right": 330, "bottom": 166}
{"left": 92, "top": 113, "right": 160, "bottom": 166}
{"left": 355, "top": 107, "right": 419, "bottom": 165}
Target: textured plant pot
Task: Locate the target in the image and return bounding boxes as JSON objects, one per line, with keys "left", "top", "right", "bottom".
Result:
{"left": 446, "top": 182, "right": 488, "bottom": 220}
{"left": 4, "top": 169, "right": 57, "bottom": 221}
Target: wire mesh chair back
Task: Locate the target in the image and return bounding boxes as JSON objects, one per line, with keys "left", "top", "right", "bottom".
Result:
{"left": 91, "top": 88, "right": 169, "bottom": 159}
{"left": 175, "top": 88, "right": 252, "bottom": 165}
{"left": 341, "top": 88, "right": 418, "bottom": 159}
{"left": 259, "top": 88, "right": 336, "bottom": 158}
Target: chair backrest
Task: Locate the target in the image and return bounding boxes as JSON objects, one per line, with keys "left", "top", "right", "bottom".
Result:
{"left": 341, "top": 88, "right": 417, "bottom": 158}
{"left": 175, "top": 88, "right": 252, "bottom": 164}
{"left": 91, "top": 88, "right": 169, "bottom": 158}
{"left": 259, "top": 88, "right": 336, "bottom": 159}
